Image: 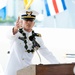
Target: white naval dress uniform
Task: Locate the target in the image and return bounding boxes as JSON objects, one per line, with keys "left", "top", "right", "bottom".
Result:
{"left": 4, "top": 28, "right": 59, "bottom": 75}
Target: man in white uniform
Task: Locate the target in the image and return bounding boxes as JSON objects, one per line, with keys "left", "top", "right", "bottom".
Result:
{"left": 4, "top": 10, "right": 59, "bottom": 75}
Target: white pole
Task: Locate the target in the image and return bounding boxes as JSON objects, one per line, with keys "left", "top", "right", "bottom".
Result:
{"left": 53, "top": 15, "right": 57, "bottom": 28}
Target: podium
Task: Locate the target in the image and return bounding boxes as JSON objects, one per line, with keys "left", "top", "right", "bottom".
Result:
{"left": 17, "top": 63, "right": 75, "bottom": 75}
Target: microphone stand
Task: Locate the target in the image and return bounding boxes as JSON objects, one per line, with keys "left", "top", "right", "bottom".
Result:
{"left": 36, "top": 50, "right": 42, "bottom": 65}
{"left": 32, "top": 38, "right": 40, "bottom": 48}
{"left": 32, "top": 37, "right": 42, "bottom": 64}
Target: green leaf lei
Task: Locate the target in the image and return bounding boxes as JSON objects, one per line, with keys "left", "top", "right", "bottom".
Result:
{"left": 18, "top": 28, "right": 40, "bottom": 53}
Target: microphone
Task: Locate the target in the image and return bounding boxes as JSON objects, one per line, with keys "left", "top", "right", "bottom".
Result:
{"left": 29, "top": 33, "right": 41, "bottom": 41}
{"left": 29, "top": 33, "right": 40, "bottom": 47}
{"left": 29, "top": 35, "right": 34, "bottom": 41}
{"left": 29, "top": 33, "right": 41, "bottom": 63}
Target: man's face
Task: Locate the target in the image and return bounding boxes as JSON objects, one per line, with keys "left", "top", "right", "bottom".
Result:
{"left": 22, "top": 19, "right": 35, "bottom": 30}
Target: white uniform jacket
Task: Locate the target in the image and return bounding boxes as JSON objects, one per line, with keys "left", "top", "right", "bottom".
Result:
{"left": 4, "top": 27, "right": 59, "bottom": 75}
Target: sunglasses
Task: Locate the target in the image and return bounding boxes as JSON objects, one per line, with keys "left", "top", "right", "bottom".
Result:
{"left": 24, "top": 19, "right": 34, "bottom": 22}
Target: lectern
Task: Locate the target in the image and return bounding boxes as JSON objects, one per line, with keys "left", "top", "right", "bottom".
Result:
{"left": 17, "top": 63, "right": 75, "bottom": 75}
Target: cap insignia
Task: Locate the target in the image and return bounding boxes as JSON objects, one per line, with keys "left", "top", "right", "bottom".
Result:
{"left": 26, "top": 11, "right": 32, "bottom": 16}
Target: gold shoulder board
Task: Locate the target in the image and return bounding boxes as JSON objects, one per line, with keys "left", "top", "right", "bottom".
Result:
{"left": 37, "top": 33, "right": 41, "bottom": 37}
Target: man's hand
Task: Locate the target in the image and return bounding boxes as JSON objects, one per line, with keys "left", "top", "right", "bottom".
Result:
{"left": 13, "top": 16, "right": 23, "bottom": 35}
{"left": 15, "top": 16, "right": 23, "bottom": 29}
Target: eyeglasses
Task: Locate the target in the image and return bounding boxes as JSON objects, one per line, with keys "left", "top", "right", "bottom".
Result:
{"left": 25, "top": 19, "right": 34, "bottom": 22}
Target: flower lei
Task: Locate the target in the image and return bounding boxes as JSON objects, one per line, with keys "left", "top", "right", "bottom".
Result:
{"left": 18, "top": 28, "right": 40, "bottom": 53}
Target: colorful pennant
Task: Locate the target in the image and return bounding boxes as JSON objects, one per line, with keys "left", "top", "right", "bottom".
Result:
{"left": 0, "top": 0, "right": 7, "bottom": 19}
{"left": 0, "top": 7, "right": 6, "bottom": 19}
{"left": 0, "top": 0, "right": 8, "bottom": 9}
{"left": 44, "top": 0, "right": 67, "bottom": 16}
{"left": 23, "top": 0, "right": 34, "bottom": 10}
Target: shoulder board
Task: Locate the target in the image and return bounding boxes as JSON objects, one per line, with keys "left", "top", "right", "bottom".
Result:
{"left": 37, "top": 33, "right": 41, "bottom": 37}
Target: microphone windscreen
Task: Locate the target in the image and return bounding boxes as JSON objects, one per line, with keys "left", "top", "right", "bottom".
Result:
{"left": 29, "top": 36, "right": 34, "bottom": 41}
{"left": 29, "top": 33, "right": 40, "bottom": 41}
